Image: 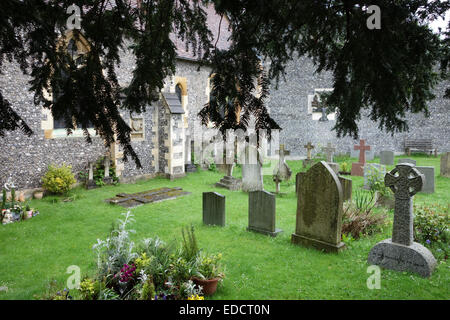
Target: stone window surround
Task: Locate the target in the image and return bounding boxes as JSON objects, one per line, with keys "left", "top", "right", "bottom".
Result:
{"left": 307, "top": 88, "right": 337, "bottom": 121}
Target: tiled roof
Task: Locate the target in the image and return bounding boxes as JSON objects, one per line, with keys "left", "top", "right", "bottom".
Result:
{"left": 106, "top": 1, "right": 231, "bottom": 61}
{"left": 162, "top": 93, "right": 185, "bottom": 114}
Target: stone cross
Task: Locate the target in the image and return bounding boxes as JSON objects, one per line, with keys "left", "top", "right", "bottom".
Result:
{"left": 273, "top": 144, "right": 292, "bottom": 193}
{"left": 104, "top": 157, "right": 110, "bottom": 178}
{"left": 88, "top": 162, "right": 94, "bottom": 181}
{"left": 322, "top": 143, "right": 336, "bottom": 163}
{"left": 384, "top": 164, "right": 423, "bottom": 246}
{"left": 354, "top": 139, "right": 371, "bottom": 164}
{"left": 304, "top": 142, "right": 315, "bottom": 160}
{"left": 276, "top": 144, "right": 290, "bottom": 162}
{"left": 368, "top": 163, "right": 436, "bottom": 277}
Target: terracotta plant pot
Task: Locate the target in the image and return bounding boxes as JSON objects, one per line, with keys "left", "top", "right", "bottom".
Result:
{"left": 33, "top": 191, "right": 44, "bottom": 200}
{"left": 192, "top": 277, "right": 220, "bottom": 296}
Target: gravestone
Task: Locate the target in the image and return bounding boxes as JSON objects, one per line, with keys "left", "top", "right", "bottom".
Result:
{"left": 364, "top": 163, "right": 386, "bottom": 190}
{"left": 302, "top": 142, "right": 315, "bottom": 168}
{"left": 322, "top": 143, "right": 336, "bottom": 163}
{"left": 339, "top": 176, "right": 352, "bottom": 202}
{"left": 415, "top": 166, "right": 434, "bottom": 193}
{"left": 440, "top": 152, "right": 450, "bottom": 177}
{"left": 242, "top": 144, "right": 264, "bottom": 192}
{"left": 398, "top": 158, "right": 416, "bottom": 166}
{"left": 351, "top": 149, "right": 374, "bottom": 161}
{"left": 380, "top": 150, "right": 394, "bottom": 165}
{"left": 292, "top": 161, "right": 346, "bottom": 252}
{"left": 105, "top": 187, "right": 191, "bottom": 208}
{"left": 273, "top": 144, "right": 292, "bottom": 193}
{"left": 327, "top": 162, "right": 340, "bottom": 174}
{"left": 103, "top": 156, "right": 113, "bottom": 184}
{"left": 368, "top": 164, "right": 437, "bottom": 277}
{"left": 351, "top": 139, "right": 371, "bottom": 176}
{"left": 202, "top": 192, "right": 225, "bottom": 226}
{"left": 248, "top": 190, "right": 282, "bottom": 236}
{"left": 295, "top": 172, "right": 305, "bottom": 194}
{"left": 320, "top": 141, "right": 339, "bottom": 172}
{"left": 185, "top": 138, "right": 197, "bottom": 173}
{"left": 86, "top": 162, "right": 97, "bottom": 189}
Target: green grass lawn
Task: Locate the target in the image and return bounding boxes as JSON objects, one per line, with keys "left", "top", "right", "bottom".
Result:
{"left": 0, "top": 154, "right": 449, "bottom": 300}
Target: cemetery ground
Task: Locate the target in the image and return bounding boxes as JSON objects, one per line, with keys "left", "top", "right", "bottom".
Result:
{"left": 0, "top": 154, "right": 448, "bottom": 300}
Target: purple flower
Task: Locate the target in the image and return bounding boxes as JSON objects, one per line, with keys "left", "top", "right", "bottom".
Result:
{"left": 426, "top": 239, "right": 431, "bottom": 244}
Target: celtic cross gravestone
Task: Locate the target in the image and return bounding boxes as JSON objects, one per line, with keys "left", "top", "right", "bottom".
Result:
{"left": 368, "top": 164, "right": 437, "bottom": 277}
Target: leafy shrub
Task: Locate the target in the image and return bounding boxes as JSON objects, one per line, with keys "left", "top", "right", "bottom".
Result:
{"left": 42, "top": 164, "right": 76, "bottom": 194}
{"left": 342, "top": 190, "right": 388, "bottom": 239}
{"left": 366, "top": 166, "right": 392, "bottom": 198}
{"left": 58, "top": 213, "right": 225, "bottom": 300}
{"left": 195, "top": 252, "right": 224, "bottom": 280}
{"left": 414, "top": 203, "right": 449, "bottom": 260}
{"left": 340, "top": 162, "right": 350, "bottom": 173}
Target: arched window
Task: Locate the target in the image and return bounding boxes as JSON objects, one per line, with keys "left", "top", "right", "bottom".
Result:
{"left": 53, "top": 34, "right": 92, "bottom": 130}
{"left": 175, "top": 83, "right": 183, "bottom": 103}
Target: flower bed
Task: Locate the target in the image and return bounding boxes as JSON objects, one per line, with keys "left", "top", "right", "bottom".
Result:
{"left": 1, "top": 188, "right": 39, "bottom": 225}
{"left": 42, "top": 212, "right": 225, "bottom": 300}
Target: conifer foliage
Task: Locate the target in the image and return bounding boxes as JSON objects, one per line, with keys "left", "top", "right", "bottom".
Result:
{"left": 0, "top": 1, "right": 448, "bottom": 165}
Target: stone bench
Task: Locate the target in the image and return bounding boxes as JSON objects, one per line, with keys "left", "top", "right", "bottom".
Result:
{"left": 404, "top": 138, "right": 437, "bottom": 156}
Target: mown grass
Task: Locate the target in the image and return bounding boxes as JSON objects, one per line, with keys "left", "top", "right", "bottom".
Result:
{"left": 0, "top": 154, "right": 448, "bottom": 300}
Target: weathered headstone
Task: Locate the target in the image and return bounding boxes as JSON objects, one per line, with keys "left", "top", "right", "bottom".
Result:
{"left": 368, "top": 164, "right": 437, "bottom": 277}
{"left": 380, "top": 150, "right": 394, "bottom": 165}
{"left": 185, "top": 138, "right": 197, "bottom": 173}
{"left": 364, "top": 163, "right": 386, "bottom": 190}
{"left": 351, "top": 148, "right": 374, "bottom": 161}
{"left": 86, "top": 162, "right": 97, "bottom": 189}
{"left": 302, "top": 142, "right": 315, "bottom": 168}
{"left": 292, "top": 161, "right": 346, "bottom": 252}
{"left": 248, "top": 190, "right": 282, "bottom": 236}
{"left": 295, "top": 171, "right": 305, "bottom": 194}
{"left": 327, "top": 162, "right": 340, "bottom": 174}
{"left": 273, "top": 144, "right": 292, "bottom": 193}
{"left": 415, "top": 166, "right": 434, "bottom": 193}
{"left": 103, "top": 156, "right": 113, "bottom": 184}
{"left": 322, "top": 143, "right": 336, "bottom": 163}
{"left": 398, "top": 158, "right": 416, "bottom": 166}
{"left": 242, "top": 144, "right": 263, "bottom": 192}
{"left": 339, "top": 176, "right": 352, "bottom": 202}
{"left": 351, "top": 139, "right": 371, "bottom": 176}
{"left": 440, "top": 152, "right": 450, "bottom": 177}
{"left": 203, "top": 192, "right": 225, "bottom": 226}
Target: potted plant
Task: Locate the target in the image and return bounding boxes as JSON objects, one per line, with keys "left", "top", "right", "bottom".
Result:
{"left": 33, "top": 190, "right": 44, "bottom": 199}
{"left": 192, "top": 253, "right": 224, "bottom": 296}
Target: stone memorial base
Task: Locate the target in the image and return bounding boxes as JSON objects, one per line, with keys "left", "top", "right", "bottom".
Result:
{"left": 215, "top": 176, "right": 242, "bottom": 191}
{"left": 185, "top": 163, "right": 197, "bottom": 173}
{"left": 103, "top": 177, "right": 114, "bottom": 185}
{"left": 368, "top": 239, "right": 437, "bottom": 278}
{"left": 351, "top": 162, "right": 364, "bottom": 176}
{"left": 291, "top": 233, "right": 346, "bottom": 253}
{"left": 86, "top": 180, "right": 98, "bottom": 190}
{"left": 247, "top": 226, "right": 283, "bottom": 237}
